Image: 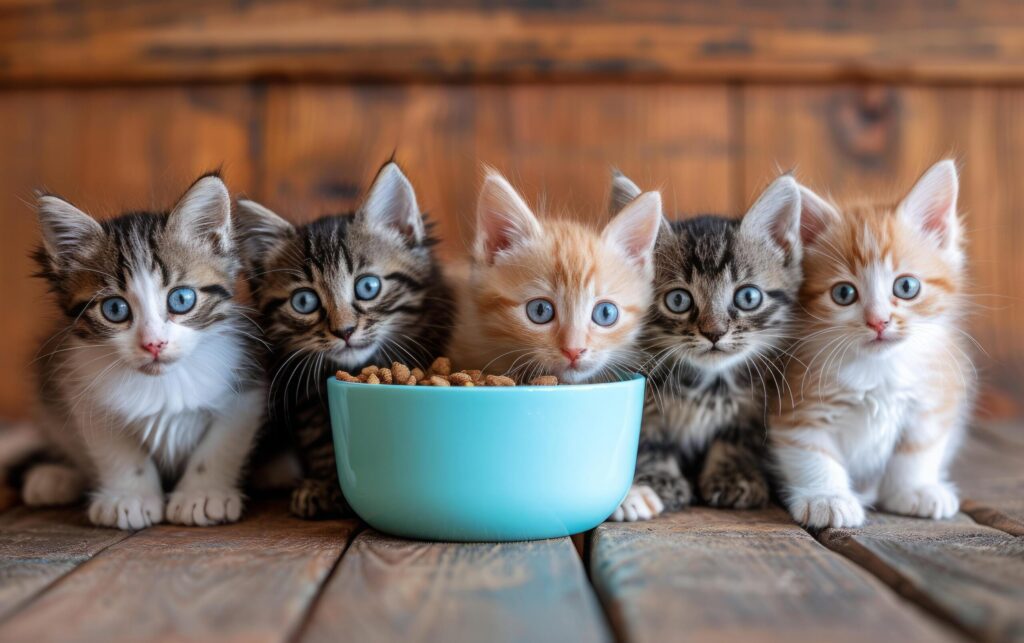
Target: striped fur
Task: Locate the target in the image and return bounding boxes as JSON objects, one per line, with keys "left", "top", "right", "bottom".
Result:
{"left": 236, "top": 162, "right": 454, "bottom": 519}
{"left": 610, "top": 175, "right": 803, "bottom": 521}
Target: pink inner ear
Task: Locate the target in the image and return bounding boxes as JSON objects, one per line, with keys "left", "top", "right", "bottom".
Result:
{"left": 801, "top": 210, "right": 830, "bottom": 246}
{"left": 482, "top": 211, "right": 515, "bottom": 257}
{"left": 916, "top": 191, "right": 955, "bottom": 238}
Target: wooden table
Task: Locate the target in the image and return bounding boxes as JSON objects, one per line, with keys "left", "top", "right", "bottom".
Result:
{"left": 0, "top": 420, "right": 1020, "bottom": 643}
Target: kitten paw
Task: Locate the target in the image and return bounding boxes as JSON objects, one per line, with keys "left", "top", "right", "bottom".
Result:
{"left": 608, "top": 484, "right": 665, "bottom": 522}
{"left": 290, "top": 479, "right": 349, "bottom": 519}
{"left": 22, "top": 464, "right": 85, "bottom": 506}
{"left": 166, "top": 488, "right": 243, "bottom": 526}
{"left": 881, "top": 483, "right": 959, "bottom": 520}
{"left": 699, "top": 468, "right": 769, "bottom": 510}
{"left": 636, "top": 472, "right": 692, "bottom": 512}
{"left": 788, "top": 494, "right": 865, "bottom": 529}
{"left": 88, "top": 492, "right": 164, "bottom": 530}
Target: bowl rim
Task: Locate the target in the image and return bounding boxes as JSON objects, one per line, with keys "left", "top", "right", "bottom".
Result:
{"left": 326, "top": 372, "right": 645, "bottom": 392}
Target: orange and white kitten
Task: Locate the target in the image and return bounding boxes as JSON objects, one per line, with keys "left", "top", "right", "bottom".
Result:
{"left": 771, "top": 160, "right": 975, "bottom": 529}
{"left": 449, "top": 170, "right": 663, "bottom": 383}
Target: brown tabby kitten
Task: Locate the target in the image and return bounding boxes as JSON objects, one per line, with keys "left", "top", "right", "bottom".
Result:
{"left": 236, "top": 162, "right": 454, "bottom": 519}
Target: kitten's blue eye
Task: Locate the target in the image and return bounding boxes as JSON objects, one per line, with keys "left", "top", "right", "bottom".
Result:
{"left": 592, "top": 301, "right": 619, "bottom": 327}
{"left": 831, "top": 282, "right": 858, "bottom": 306}
{"left": 893, "top": 275, "right": 921, "bottom": 300}
{"left": 354, "top": 275, "right": 381, "bottom": 301}
{"left": 526, "top": 298, "right": 555, "bottom": 324}
{"left": 101, "top": 297, "right": 131, "bottom": 323}
{"left": 734, "top": 286, "right": 763, "bottom": 311}
{"left": 291, "top": 288, "right": 321, "bottom": 314}
{"left": 167, "top": 287, "right": 197, "bottom": 314}
{"left": 664, "top": 289, "right": 693, "bottom": 314}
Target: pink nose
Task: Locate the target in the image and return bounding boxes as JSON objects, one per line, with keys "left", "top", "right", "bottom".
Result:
{"left": 142, "top": 340, "right": 167, "bottom": 358}
{"left": 561, "top": 347, "right": 587, "bottom": 364}
{"left": 866, "top": 317, "right": 890, "bottom": 334}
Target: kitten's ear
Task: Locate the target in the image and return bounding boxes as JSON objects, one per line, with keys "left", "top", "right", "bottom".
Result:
{"left": 608, "top": 170, "right": 643, "bottom": 216}
{"left": 234, "top": 199, "right": 295, "bottom": 266}
{"left": 358, "top": 162, "right": 426, "bottom": 244}
{"left": 474, "top": 169, "right": 542, "bottom": 264}
{"left": 166, "top": 173, "right": 233, "bottom": 254}
{"left": 741, "top": 175, "right": 802, "bottom": 258}
{"left": 603, "top": 191, "right": 663, "bottom": 271}
{"left": 899, "top": 159, "right": 961, "bottom": 249}
{"left": 36, "top": 194, "right": 102, "bottom": 265}
{"left": 798, "top": 184, "right": 840, "bottom": 246}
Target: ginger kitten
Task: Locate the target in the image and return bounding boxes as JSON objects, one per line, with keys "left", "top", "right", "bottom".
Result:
{"left": 449, "top": 170, "right": 663, "bottom": 384}
{"left": 771, "top": 160, "right": 975, "bottom": 528}
{"left": 25, "top": 174, "right": 265, "bottom": 529}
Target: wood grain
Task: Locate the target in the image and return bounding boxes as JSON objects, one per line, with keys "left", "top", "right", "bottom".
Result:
{"left": 741, "top": 85, "right": 1024, "bottom": 378}
{"left": 956, "top": 421, "right": 1024, "bottom": 536}
{"left": 4, "top": 1, "right": 1024, "bottom": 84}
{"left": 819, "top": 513, "right": 1024, "bottom": 642}
{"left": 590, "top": 508, "right": 956, "bottom": 643}
{"left": 261, "top": 83, "right": 736, "bottom": 261}
{"left": 299, "top": 530, "right": 612, "bottom": 643}
{"left": 0, "top": 500, "right": 358, "bottom": 643}
{"left": 0, "top": 86, "right": 257, "bottom": 419}
{"left": 0, "top": 506, "right": 131, "bottom": 621}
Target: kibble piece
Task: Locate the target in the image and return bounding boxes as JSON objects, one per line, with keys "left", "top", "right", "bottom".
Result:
{"left": 429, "top": 357, "right": 452, "bottom": 376}
{"left": 530, "top": 375, "right": 559, "bottom": 386}
{"left": 429, "top": 375, "right": 451, "bottom": 387}
{"left": 365, "top": 373, "right": 381, "bottom": 385}
{"left": 404, "top": 375, "right": 417, "bottom": 386}
{"left": 361, "top": 365, "right": 380, "bottom": 376}
{"left": 336, "top": 370, "right": 360, "bottom": 383}
{"left": 448, "top": 372, "right": 473, "bottom": 386}
{"left": 411, "top": 367, "right": 425, "bottom": 382}
{"left": 379, "top": 367, "right": 393, "bottom": 384}
{"left": 392, "top": 362, "right": 411, "bottom": 383}
{"left": 485, "top": 374, "right": 516, "bottom": 387}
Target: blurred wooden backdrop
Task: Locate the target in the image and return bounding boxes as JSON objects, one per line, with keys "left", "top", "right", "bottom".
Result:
{"left": 2, "top": 1, "right": 1023, "bottom": 419}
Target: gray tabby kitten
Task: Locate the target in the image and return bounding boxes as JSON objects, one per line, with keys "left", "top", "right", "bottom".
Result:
{"left": 25, "top": 174, "right": 266, "bottom": 530}
{"left": 236, "top": 162, "right": 454, "bottom": 519}
{"left": 608, "top": 173, "right": 803, "bottom": 521}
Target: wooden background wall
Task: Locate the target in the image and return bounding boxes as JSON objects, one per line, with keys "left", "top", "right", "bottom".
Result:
{"left": 2, "top": 1, "right": 1023, "bottom": 419}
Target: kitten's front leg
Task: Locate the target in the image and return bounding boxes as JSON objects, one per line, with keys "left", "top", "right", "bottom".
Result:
{"left": 608, "top": 441, "right": 690, "bottom": 522}
{"left": 290, "top": 405, "right": 350, "bottom": 520}
{"left": 772, "top": 425, "right": 864, "bottom": 528}
{"left": 878, "top": 406, "right": 964, "bottom": 520}
{"left": 698, "top": 433, "right": 770, "bottom": 509}
{"left": 167, "top": 389, "right": 263, "bottom": 526}
{"left": 80, "top": 418, "right": 164, "bottom": 530}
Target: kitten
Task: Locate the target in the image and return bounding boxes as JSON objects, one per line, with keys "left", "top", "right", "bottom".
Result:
{"left": 24, "top": 174, "right": 265, "bottom": 530}
{"left": 770, "top": 160, "right": 975, "bottom": 528}
{"left": 448, "top": 169, "right": 663, "bottom": 384}
{"left": 236, "top": 162, "right": 455, "bottom": 519}
{"left": 609, "top": 173, "right": 803, "bottom": 522}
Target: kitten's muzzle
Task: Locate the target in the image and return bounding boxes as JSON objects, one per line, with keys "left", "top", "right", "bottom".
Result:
{"left": 331, "top": 326, "right": 357, "bottom": 343}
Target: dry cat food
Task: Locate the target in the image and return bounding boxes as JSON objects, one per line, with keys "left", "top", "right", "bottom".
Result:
{"left": 336, "top": 357, "right": 559, "bottom": 387}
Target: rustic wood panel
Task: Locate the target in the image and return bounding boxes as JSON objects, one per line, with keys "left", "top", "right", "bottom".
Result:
{"left": 819, "top": 513, "right": 1024, "bottom": 642}
{"left": 4, "top": 1, "right": 1024, "bottom": 84}
{"left": 0, "top": 506, "right": 131, "bottom": 621}
{"left": 261, "top": 83, "right": 735, "bottom": 260}
{"left": 589, "top": 508, "right": 955, "bottom": 643}
{"left": 299, "top": 530, "right": 611, "bottom": 643}
{"left": 0, "top": 86, "right": 257, "bottom": 419}
{"left": 741, "top": 85, "right": 1024, "bottom": 376}
{"left": 956, "top": 421, "right": 1024, "bottom": 536}
{"left": 0, "top": 500, "right": 357, "bottom": 642}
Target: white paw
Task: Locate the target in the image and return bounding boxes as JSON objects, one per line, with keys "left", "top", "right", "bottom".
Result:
{"left": 22, "top": 464, "right": 84, "bottom": 506}
{"left": 788, "top": 493, "right": 865, "bottom": 529}
{"left": 88, "top": 492, "right": 164, "bottom": 530}
{"left": 166, "top": 488, "right": 243, "bottom": 526}
{"left": 608, "top": 485, "right": 665, "bottom": 522}
{"left": 881, "top": 483, "right": 959, "bottom": 520}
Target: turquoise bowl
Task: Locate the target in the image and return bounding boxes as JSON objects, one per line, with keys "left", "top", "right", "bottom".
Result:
{"left": 326, "top": 374, "right": 645, "bottom": 542}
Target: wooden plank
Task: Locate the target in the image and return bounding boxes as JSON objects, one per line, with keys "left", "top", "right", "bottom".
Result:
{"left": 741, "top": 85, "right": 1024, "bottom": 380}
{"left": 819, "top": 513, "right": 1024, "bottom": 642}
{"left": 0, "top": 499, "right": 358, "bottom": 642}
{"left": 590, "top": 508, "right": 956, "bottom": 643}
{"left": 0, "top": 86, "right": 258, "bottom": 420}
{"left": 4, "top": 1, "right": 1024, "bottom": 84}
{"left": 0, "top": 506, "right": 131, "bottom": 621}
{"left": 956, "top": 420, "right": 1024, "bottom": 536}
{"left": 299, "top": 530, "right": 612, "bottom": 643}
{"left": 261, "top": 83, "right": 736, "bottom": 262}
